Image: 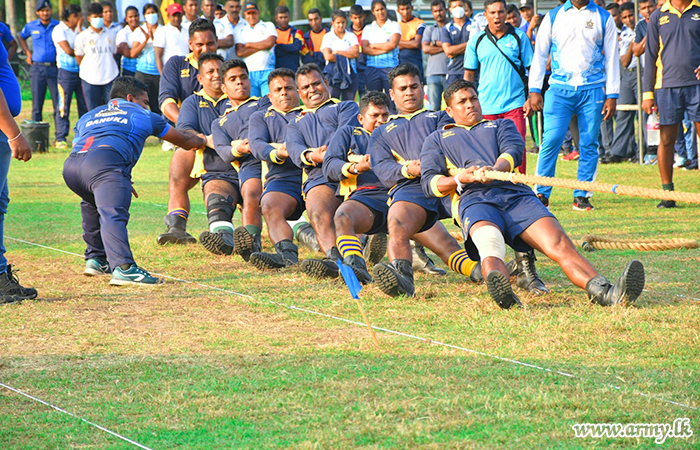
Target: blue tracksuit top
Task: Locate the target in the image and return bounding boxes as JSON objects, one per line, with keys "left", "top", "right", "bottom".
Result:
{"left": 286, "top": 98, "right": 360, "bottom": 189}
{"left": 369, "top": 109, "right": 452, "bottom": 191}
{"left": 211, "top": 96, "right": 270, "bottom": 170}
{"left": 324, "top": 125, "right": 384, "bottom": 198}
{"left": 249, "top": 105, "right": 303, "bottom": 184}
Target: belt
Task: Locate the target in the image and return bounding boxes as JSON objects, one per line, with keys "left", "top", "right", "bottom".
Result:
{"left": 36, "top": 62, "right": 56, "bottom": 67}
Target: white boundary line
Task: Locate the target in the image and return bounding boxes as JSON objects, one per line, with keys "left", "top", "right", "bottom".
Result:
{"left": 0, "top": 382, "right": 154, "bottom": 450}
{"left": 5, "top": 236, "right": 698, "bottom": 413}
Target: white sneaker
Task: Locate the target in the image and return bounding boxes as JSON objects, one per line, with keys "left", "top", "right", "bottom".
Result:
{"left": 161, "top": 141, "right": 175, "bottom": 152}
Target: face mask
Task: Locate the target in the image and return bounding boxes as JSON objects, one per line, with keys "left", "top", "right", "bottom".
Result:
{"left": 90, "top": 17, "right": 104, "bottom": 29}
{"left": 451, "top": 6, "right": 465, "bottom": 19}
{"left": 144, "top": 13, "right": 158, "bottom": 25}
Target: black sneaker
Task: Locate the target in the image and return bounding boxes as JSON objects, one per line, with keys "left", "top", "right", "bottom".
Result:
{"left": 373, "top": 259, "right": 415, "bottom": 297}
{"left": 0, "top": 265, "right": 37, "bottom": 304}
{"left": 300, "top": 258, "right": 340, "bottom": 279}
{"left": 233, "top": 226, "right": 261, "bottom": 262}
{"left": 657, "top": 200, "right": 677, "bottom": 209}
{"left": 486, "top": 270, "right": 522, "bottom": 309}
{"left": 536, "top": 194, "right": 549, "bottom": 208}
{"left": 573, "top": 197, "right": 595, "bottom": 211}
{"left": 199, "top": 230, "right": 235, "bottom": 255}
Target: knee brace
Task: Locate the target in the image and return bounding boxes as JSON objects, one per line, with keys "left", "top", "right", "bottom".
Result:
{"left": 206, "top": 193, "right": 235, "bottom": 225}
{"left": 471, "top": 225, "right": 506, "bottom": 261}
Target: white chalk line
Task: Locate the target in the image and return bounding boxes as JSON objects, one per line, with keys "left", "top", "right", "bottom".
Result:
{"left": 0, "top": 382, "right": 154, "bottom": 450}
{"left": 5, "top": 236, "right": 698, "bottom": 415}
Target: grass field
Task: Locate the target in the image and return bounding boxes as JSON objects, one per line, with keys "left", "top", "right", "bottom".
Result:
{"left": 0, "top": 100, "right": 699, "bottom": 449}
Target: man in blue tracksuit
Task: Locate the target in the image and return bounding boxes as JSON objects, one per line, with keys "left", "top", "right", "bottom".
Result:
{"left": 421, "top": 79, "right": 644, "bottom": 308}
{"left": 526, "top": 0, "right": 620, "bottom": 211}
{"left": 63, "top": 77, "right": 206, "bottom": 285}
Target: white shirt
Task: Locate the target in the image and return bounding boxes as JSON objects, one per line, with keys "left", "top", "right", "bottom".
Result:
{"left": 52, "top": 22, "right": 81, "bottom": 70}
{"left": 225, "top": 16, "right": 248, "bottom": 59}
{"left": 362, "top": 19, "right": 401, "bottom": 44}
{"left": 320, "top": 29, "right": 359, "bottom": 53}
{"left": 115, "top": 25, "right": 133, "bottom": 48}
{"left": 153, "top": 23, "right": 189, "bottom": 65}
{"left": 181, "top": 15, "right": 197, "bottom": 32}
{"left": 212, "top": 16, "right": 234, "bottom": 59}
{"left": 233, "top": 20, "right": 277, "bottom": 72}
{"left": 619, "top": 24, "right": 637, "bottom": 70}
{"left": 74, "top": 27, "right": 119, "bottom": 85}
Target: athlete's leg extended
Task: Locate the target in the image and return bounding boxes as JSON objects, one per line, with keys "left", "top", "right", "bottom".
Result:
{"left": 248, "top": 191, "right": 301, "bottom": 270}
{"left": 334, "top": 200, "right": 377, "bottom": 284}
{"left": 199, "top": 179, "right": 240, "bottom": 256}
{"left": 413, "top": 221, "right": 480, "bottom": 281}
{"left": 158, "top": 148, "right": 199, "bottom": 245}
{"left": 305, "top": 184, "right": 342, "bottom": 254}
{"left": 233, "top": 177, "right": 264, "bottom": 262}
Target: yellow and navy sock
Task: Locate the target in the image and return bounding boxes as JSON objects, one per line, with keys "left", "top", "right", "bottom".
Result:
{"left": 448, "top": 250, "right": 478, "bottom": 277}
{"left": 168, "top": 208, "right": 188, "bottom": 220}
{"left": 336, "top": 235, "right": 363, "bottom": 259}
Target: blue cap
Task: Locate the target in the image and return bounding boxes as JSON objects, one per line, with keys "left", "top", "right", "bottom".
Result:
{"left": 36, "top": 0, "right": 51, "bottom": 11}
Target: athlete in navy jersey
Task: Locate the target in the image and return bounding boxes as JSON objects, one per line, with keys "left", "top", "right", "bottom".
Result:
{"left": 421, "top": 79, "right": 645, "bottom": 308}
{"left": 63, "top": 77, "right": 206, "bottom": 286}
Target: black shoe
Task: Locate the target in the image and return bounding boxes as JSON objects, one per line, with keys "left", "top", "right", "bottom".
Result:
{"left": 250, "top": 239, "right": 298, "bottom": 270}
{"left": 486, "top": 270, "right": 522, "bottom": 309}
{"left": 344, "top": 254, "right": 373, "bottom": 285}
{"left": 573, "top": 196, "right": 595, "bottom": 211}
{"left": 514, "top": 250, "right": 549, "bottom": 295}
{"left": 586, "top": 260, "right": 645, "bottom": 306}
{"left": 657, "top": 200, "right": 677, "bottom": 208}
{"left": 233, "top": 226, "right": 261, "bottom": 262}
{"left": 536, "top": 194, "right": 549, "bottom": 208}
{"left": 157, "top": 215, "right": 197, "bottom": 245}
{"left": 683, "top": 161, "right": 698, "bottom": 170}
{"left": 362, "top": 233, "right": 387, "bottom": 266}
{"left": 0, "top": 265, "right": 37, "bottom": 304}
{"left": 300, "top": 247, "right": 341, "bottom": 279}
{"left": 470, "top": 260, "right": 483, "bottom": 283}
{"left": 601, "top": 154, "right": 625, "bottom": 164}
{"left": 296, "top": 222, "right": 321, "bottom": 252}
{"left": 411, "top": 242, "right": 446, "bottom": 275}
{"left": 199, "top": 229, "right": 235, "bottom": 255}
{"left": 373, "top": 259, "right": 415, "bottom": 297}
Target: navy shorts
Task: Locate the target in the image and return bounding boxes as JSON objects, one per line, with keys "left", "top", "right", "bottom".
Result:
{"left": 459, "top": 186, "right": 553, "bottom": 260}
{"left": 201, "top": 170, "right": 241, "bottom": 203}
{"left": 262, "top": 178, "right": 305, "bottom": 221}
{"left": 390, "top": 182, "right": 449, "bottom": 233}
{"left": 347, "top": 187, "right": 390, "bottom": 235}
{"left": 304, "top": 177, "right": 339, "bottom": 199}
{"left": 238, "top": 159, "right": 262, "bottom": 188}
{"left": 656, "top": 85, "right": 700, "bottom": 125}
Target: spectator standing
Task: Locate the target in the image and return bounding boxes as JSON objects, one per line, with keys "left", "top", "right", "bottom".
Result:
{"left": 201, "top": 0, "right": 234, "bottom": 59}
{"left": 75, "top": 2, "right": 120, "bottom": 111}
{"left": 397, "top": 0, "right": 426, "bottom": 83}
{"left": 302, "top": 8, "right": 328, "bottom": 69}
{"left": 18, "top": 0, "right": 60, "bottom": 141}
{"left": 597, "top": 2, "right": 623, "bottom": 159}
{"left": 361, "top": 0, "right": 401, "bottom": 98}
{"left": 526, "top": 0, "right": 619, "bottom": 211}
{"left": 274, "top": 5, "right": 306, "bottom": 71}
{"left": 632, "top": 0, "right": 658, "bottom": 165}
{"left": 441, "top": 0, "right": 475, "bottom": 85}
{"left": 52, "top": 4, "right": 87, "bottom": 148}
{"left": 505, "top": 3, "right": 529, "bottom": 33}
{"left": 321, "top": 10, "right": 360, "bottom": 100}
{"left": 182, "top": 0, "right": 200, "bottom": 31}
{"left": 130, "top": 3, "right": 161, "bottom": 115}
{"left": 234, "top": 2, "right": 277, "bottom": 97}
{"left": 116, "top": 6, "right": 140, "bottom": 77}
{"left": 642, "top": 0, "right": 700, "bottom": 208}
{"left": 0, "top": 22, "right": 18, "bottom": 61}
{"left": 348, "top": 5, "right": 368, "bottom": 97}
{"left": 154, "top": 3, "right": 190, "bottom": 74}
{"left": 224, "top": 0, "right": 248, "bottom": 59}
{"left": 464, "top": 0, "right": 533, "bottom": 173}
{"left": 519, "top": 0, "right": 540, "bottom": 43}
{"left": 102, "top": 2, "right": 121, "bottom": 37}
{"left": 423, "top": 0, "right": 449, "bottom": 110}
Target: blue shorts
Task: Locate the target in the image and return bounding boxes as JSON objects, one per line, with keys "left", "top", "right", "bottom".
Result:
{"left": 201, "top": 172, "right": 241, "bottom": 204}
{"left": 459, "top": 185, "right": 553, "bottom": 260}
{"left": 238, "top": 159, "right": 262, "bottom": 188}
{"left": 262, "top": 178, "right": 305, "bottom": 221}
{"left": 347, "top": 187, "right": 390, "bottom": 235}
{"left": 390, "top": 181, "right": 449, "bottom": 233}
{"left": 656, "top": 85, "right": 700, "bottom": 125}
{"left": 303, "top": 176, "right": 339, "bottom": 198}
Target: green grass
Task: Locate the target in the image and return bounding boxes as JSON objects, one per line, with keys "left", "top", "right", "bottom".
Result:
{"left": 0, "top": 99, "right": 699, "bottom": 449}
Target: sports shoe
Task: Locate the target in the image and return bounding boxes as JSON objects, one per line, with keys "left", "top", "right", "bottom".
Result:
{"left": 562, "top": 150, "right": 580, "bottom": 161}
{"left": 514, "top": 250, "right": 549, "bottom": 295}
{"left": 683, "top": 161, "right": 698, "bottom": 170}
{"left": 362, "top": 233, "right": 387, "bottom": 266}
{"left": 643, "top": 154, "right": 657, "bottom": 165}
{"left": 373, "top": 259, "right": 415, "bottom": 297}
{"left": 536, "top": 193, "right": 549, "bottom": 208}
{"left": 344, "top": 254, "right": 373, "bottom": 285}
{"left": 84, "top": 257, "right": 111, "bottom": 276}
{"left": 109, "top": 264, "right": 162, "bottom": 286}
{"left": 586, "top": 261, "right": 644, "bottom": 306}
{"left": 301, "top": 247, "right": 341, "bottom": 279}
{"left": 199, "top": 229, "right": 235, "bottom": 255}
{"left": 157, "top": 215, "right": 197, "bottom": 245}
{"left": 411, "top": 242, "right": 446, "bottom": 275}
{"left": 54, "top": 140, "right": 68, "bottom": 149}
{"left": 0, "top": 265, "right": 38, "bottom": 304}
{"left": 673, "top": 156, "right": 689, "bottom": 168}
{"left": 250, "top": 239, "right": 299, "bottom": 270}
{"left": 233, "top": 226, "right": 261, "bottom": 262}
{"left": 657, "top": 200, "right": 677, "bottom": 208}
{"left": 486, "top": 270, "right": 522, "bottom": 309}
{"left": 573, "top": 197, "right": 595, "bottom": 211}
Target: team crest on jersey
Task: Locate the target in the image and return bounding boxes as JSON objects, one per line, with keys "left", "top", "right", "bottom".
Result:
{"left": 264, "top": 111, "right": 275, "bottom": 118}
{"left": 691, "top": 13, "right": 700, "bottom": 20}
{"left": 385, "top": 123, "right": 398, "bottom": 133}
{"left": 426, "top": 112, "right": 437, "bottom": 118}
{"left": 353, "top": 129, "right": 363, "bottom": 135}
{"left": 484, "top": 122, "right": 497, "bottom": 128}
{"left": 89, "top": 39, "right": 96, "bottom": 46}
{"left": 585, "top": 20, "right": 594, "bottom": 29}
{"left": 442, "top": 130, "right": 455, "bottom": 139}
{"left": 181, "top": 68, "right": 190, "bottom": 78}
{"left": 659, "top": 15, "right": 670, "bottom": 25}
{"left": 95, "top": 100, "right": 127, "bottom": 117}
{"left": 199, "top": 100, "right": 210, "bottom": 108}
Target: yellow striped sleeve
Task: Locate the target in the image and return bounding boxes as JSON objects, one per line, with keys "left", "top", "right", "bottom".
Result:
{"left": 269, "top": 150, "right": 283, "bottom": 164}
{"left": 498, "top": 153, "right": 515, "bottom": 172}
{"left": 401, "top": 163, "right": 417, "bottom": 179}
{"left": 230, "top": 139, "right": 245, "bottom": 158}
{"left": 642, "top": 92, "right": 655, "bottom": 101}
{"left": 430, "top": 175, "right": 449, "bottom": 197}
{"left": 300, "top": 150, "right": 314, "bottom": 166}
{"left": 160, "top": 98, "right": 177, "bottom": 110}
{"left": 341, "top": 163, "right": 356, "bottom": 178}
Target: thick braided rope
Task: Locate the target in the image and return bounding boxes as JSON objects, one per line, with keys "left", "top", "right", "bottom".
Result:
{"left": 574, "top": 235, "right": 699, "bottom": 252}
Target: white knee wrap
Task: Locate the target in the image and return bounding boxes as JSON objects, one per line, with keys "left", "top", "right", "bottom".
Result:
{"left": 471, "top": 226, "right": 506, "bottom": 261}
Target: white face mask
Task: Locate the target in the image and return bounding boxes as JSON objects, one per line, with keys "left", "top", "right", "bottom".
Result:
{"left": 90, "top": 17, "right": 104, "bottom": 29}
{"left": 144, "top": 13, "right": 158, "bottom": 25}
{"left": 451, "top": 6, "right": 466, "bottom": 19}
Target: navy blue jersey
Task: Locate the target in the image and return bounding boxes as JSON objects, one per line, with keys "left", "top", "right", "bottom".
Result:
{"left": 369, "top": 109, "right": 452, "bottom": 191}
{"left": 177, "top": 89, "right": 230, "bottom": 135}
{"left": 211, "top": 96, "right": 268, "bottom": 171}
{"left": 249, "top": 105, "right": 303, "bottom": 185}
{"left": 286, "top": 99, "right": 360, "bottom": 191}
{"left": 323, "top": 125, "right": 385, "bottom": 199}
{"left": 420, "top": 119, "right": 527, "bottom": 200}
{"left": 158, "top": 53, "right": 201, "bottom": 112}
{"left": 72, "top": 99, "right": 169, "bottom": 169}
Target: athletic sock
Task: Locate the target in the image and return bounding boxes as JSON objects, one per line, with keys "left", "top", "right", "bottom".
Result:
{"left": 336, "top": 235, "right": 363, "bottom": 259}
{"left": 662, "top": 183, "right": 674, "bottom": 191}
{"left": 168, "top": 208, "right": 189, "bottom": 220}
{"left": 448, "top": 250, "right": 478, "bottom": 277}
{"left": 292, "top": 221, "right": 309, "bottom": 239}
{"left": 210, "top": 221, "right": 234, "bottom": 234}
{"left": 244, "top": 224, "right": 262, "bottom": 238}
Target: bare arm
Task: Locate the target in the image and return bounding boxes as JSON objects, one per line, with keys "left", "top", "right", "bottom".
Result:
{"left": 464, "top": 69, "right": 475, "bottom": 81}
{"left": 422, "top": 39, "right": 443, "bottom": 55}
{"left": 7, "top": 40, "right": 17, "bottom": 60}
{"left": 217, "top": 34, "right": 233, "bottom": 49}
{"left": 155, "top": 46, "right": 164, "bottom": 75}
{"left": 162, "top": 102, "right": 180, "bottom": 124}
{"left": 632, "top": 36, "right": 645, "bottom": 57}
{"left": 399, "top": 33, "right": 422, "bottom": 50}
{"left": 335, "top": 45, "right": 360, "bottom": 59}
{"left": 129, "top": 29, "right": 150, "bottom": 58}
{"left": 18, "top": 35, "right": 32, "bottom": 65}
{"left": 442, "top": 41, "right": 467, "bottom": 59}
{"left": 322, "top": 47, "right": 335, "bottom": 62}
{"left": 76, "top": 55, "right": 83, "bottom": 65}
{"left": 621, "top": 41, "right": 634, "bottom": 69}
{"left": 162, "top": 127, "right": 207, "bottom": 150}
{"left": 56, "top": 40, "right": 75, "bottom": 57}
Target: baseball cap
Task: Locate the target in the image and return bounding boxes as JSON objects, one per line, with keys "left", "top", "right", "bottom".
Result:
{"left": 519, "top": 0, "right": 534, "bottom": 9}
{"left": 36, "top": 0, "right": 51, "bottom": 11}
{"left": 243, "top": 2, "right": 259, "bottom": 13}
{"left": 166, "top": 3, "right": 184, "bottom": 15}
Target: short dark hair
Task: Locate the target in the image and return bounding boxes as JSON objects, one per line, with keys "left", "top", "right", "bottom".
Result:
{"left": 431, "top": 0, "right": 447, "bottom": 8}
{"left": 295, "top": 63, "right": 323, "bottom": 81}
{"left": 308, "top": 8, "right": 321, "bottom": 17}
{"left": 388, "top": 63, "right": 421, "bottom": 88}
{"left": 143, "top": 3, "right": 158, "bottom": 15}
{"left": 349, "top": 5, "right": 365, "bottom": 15}
{"left": 268, "top": 67, "right": 296, "bottom": 84}
{"left": 444, "top": 79, "right": 478, "bottom": 106}
{"left": 62, "top": 4, "right": 82, "bottom": 21}
{"left": 484, "top": 0, "right": 506, "bottom": 10}
{"left": 199, "top": 52, "right": 224, "bottom": 68}
{"left": 275, "top": 5, "right": 289, "bottom": 16}
{"left": 465, "top": 0, "right": 473, "bottom": 9}
{"left": 110, "top": 76, "right": 148, "bottom": 100}
{"left": 397, "top": 0, "right": 413, "bottom": 7}
{"left": 619, "top": 1, "right": 635, "bottom": 13}
{"left": 100, "top": 1, "right": 113, "bottom": 10}
{"left": 359, "top": 91, "right": 390, "bottom": 115}
{"left": 219, "top": 57, "right": 247, "bottom": 79}
{"left": 605, "top": 3, "right": 619, "bottom": 11}
{"left": 505, "top": 3, "right": 519, "bottom": 15}
{"left": 371, "top": 0, "right": 387, "bottom": 10}
{"left": 124, "top": 5, "right": 138, "bottom": 17}
{"left": 88, "top": 3, "right": 103, "bottom": 16}
{"left": 189, "top": 17, "right": 217, "bottom": 38}
{"left": 331, "top": 9, "right": 346, "bottom": 21}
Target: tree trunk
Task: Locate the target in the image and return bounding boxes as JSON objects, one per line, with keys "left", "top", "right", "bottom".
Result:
{"left": 5, "top": 0, "right": 16, "bottom": 37}
{"left": 292, "top": 0, "right": 303, "bottom": 21}
{"left": 81, "top": 0, "right": 90, "bottom": 19}
{"left": 58, "top": 0, "right": 65, "bottom": 17}
{"left": 25, "top": 0, "right": 36, "bottom": 23}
